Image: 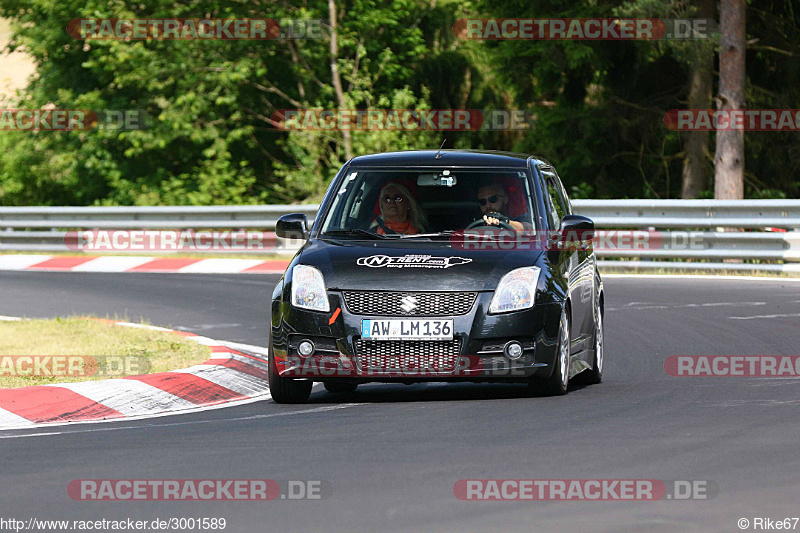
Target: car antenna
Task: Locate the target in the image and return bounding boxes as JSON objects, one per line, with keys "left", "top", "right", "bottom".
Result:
{"left": 434, "top": 138, "right": 446, "bottom": 159}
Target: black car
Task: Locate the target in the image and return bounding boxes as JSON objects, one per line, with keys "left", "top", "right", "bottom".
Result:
{"left": 268, "top": 150, "right": 604, "bottom": 403}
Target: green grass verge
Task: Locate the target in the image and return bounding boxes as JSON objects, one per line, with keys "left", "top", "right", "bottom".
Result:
{"left": 0, "top": 317, "right": 211, "bottom": 388}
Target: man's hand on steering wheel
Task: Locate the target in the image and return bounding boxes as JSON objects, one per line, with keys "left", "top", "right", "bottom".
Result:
{"left": 465, "top": 212, "right": 515, "bottom": 231}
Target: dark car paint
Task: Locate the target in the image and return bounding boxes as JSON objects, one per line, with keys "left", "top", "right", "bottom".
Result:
{"left": 270, "top": 150, "right": 603, "bottom": 383}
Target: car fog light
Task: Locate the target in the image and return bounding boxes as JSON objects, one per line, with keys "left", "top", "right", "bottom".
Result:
{"left": 298, "top": 340, "right": 315, "bottom": 356}
{"left": 504, "top": 341, "right": 523, "bottom": 360}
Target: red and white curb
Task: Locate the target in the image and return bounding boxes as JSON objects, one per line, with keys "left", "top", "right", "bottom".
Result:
{"left": 0, "top": 320, "right": 274, "bottom": 430}
{"left": 0, "top": 255, "right": 290, "bottom": 274}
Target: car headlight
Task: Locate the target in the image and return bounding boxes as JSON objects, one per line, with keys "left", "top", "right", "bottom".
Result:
{"left": 489, "top": 266, "right": 541, "bottom": 314}
{"left": 291, "top": 265, "right": 330, "bottom": 312}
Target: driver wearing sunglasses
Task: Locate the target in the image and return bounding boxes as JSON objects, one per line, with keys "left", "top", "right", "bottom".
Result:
{"left": 476, "top": 183, "right": 529, "bottom": 231}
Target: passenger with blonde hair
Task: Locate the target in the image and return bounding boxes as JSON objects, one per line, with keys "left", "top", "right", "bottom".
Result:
{"left": 372, "top": 182, "right": 427, "bottom": 235}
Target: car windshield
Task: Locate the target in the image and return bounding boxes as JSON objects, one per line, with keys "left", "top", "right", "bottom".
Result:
{"left": 319, "top": 169, "right": 538, "bottom": 237}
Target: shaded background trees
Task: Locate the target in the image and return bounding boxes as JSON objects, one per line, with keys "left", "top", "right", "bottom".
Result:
{"left": 0, "top": 0, "right": 797, "bottom": 205}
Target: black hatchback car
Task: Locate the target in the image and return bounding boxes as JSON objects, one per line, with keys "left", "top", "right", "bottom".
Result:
{"left": 269, "top": 150, "right": 604, "bottom": 403}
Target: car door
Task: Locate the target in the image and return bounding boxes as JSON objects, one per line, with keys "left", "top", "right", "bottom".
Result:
{"left": 540, "top": 167, "right": 594, "bottom": 352}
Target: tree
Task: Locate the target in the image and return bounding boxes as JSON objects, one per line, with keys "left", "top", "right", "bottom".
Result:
{"left": 714, "top": 0, "right": 745, "bottom": 199}
{"left": 681, "top": 0, "right": 715, "bottom": 199}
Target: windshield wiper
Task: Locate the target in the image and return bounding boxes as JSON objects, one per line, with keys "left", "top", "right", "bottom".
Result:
{"left": 321, "top": 229, "right": 396, "bottom": 239}
{"left": 400, "top": 230, "right": 457, "bottom": 239}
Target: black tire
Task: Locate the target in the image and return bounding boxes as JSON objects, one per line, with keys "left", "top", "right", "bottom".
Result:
{"left": 268, "top": 342, "right": 312, "bottom": 404}
{"left": 323, "top": 382, "right": 358, "bottom": 394}
{"left": 581, "top": 305, "right": 603, "bottom": 385}
{"left": 531, "top": 308, "right": 570, "bottom": 396}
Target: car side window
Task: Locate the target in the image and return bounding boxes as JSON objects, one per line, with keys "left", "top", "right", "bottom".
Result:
{"left": 540, "top": 167, "right": 566, "bottom": 226}
{"left": 552, "top": 170, "right": 572, "bottom": 216}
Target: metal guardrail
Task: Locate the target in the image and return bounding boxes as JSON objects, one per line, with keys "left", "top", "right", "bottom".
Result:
{"left": 570, "top": 200, "right": 800, "bottom": 273}
{"left": 0, "top": 205, "right": 320, "bottom": 229}
{"left": 573, "top": 199, "right": 800, "bottom": 229}
{"left": 0, "top": 205, "right": 319, "bottom": 254}
{"left": 0, "top": 201, "right": 799, "bottom": 271}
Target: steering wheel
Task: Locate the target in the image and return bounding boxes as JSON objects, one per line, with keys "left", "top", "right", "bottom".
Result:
{"left": 465, "top": 212, "right": 515, "bottom": 231}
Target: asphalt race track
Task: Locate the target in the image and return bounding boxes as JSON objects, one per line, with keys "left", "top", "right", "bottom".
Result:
{"left": 1, "top": 271, "right": 799, "bottom": 532}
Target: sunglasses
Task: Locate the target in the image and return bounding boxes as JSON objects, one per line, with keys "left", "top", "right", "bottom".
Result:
{"left": 383, "top": 195, "right": 406, "bottom": 204}
{"left": 477, "top": 194, "right": 505, "bottom": 206}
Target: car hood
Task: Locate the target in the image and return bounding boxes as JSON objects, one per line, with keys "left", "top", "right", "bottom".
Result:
{"left": 298, "top": 238, "right": 544, "bottom": 292}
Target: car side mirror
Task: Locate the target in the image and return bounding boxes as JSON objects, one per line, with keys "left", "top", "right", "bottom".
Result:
{"left": 559, "top": 215, "right": 595, "bottom": 240}
{"left": 550, "top": 215, "right": 595, "bottom": 253}
{"left": 276, "top": 213, "right": 308, "bottom": 240}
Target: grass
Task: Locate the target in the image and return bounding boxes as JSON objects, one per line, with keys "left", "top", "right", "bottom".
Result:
{"left": 0, "top": 317, "right": 211, "bottom": 388}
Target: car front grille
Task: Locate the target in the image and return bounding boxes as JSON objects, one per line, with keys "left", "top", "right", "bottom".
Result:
{"left": 342, "top": 291, "right": 477, "bottom": 316}
{"left": 353, "top": 339, "right": 462, "bottom": 372}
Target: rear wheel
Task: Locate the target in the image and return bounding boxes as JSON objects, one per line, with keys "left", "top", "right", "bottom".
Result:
{"left": 531, "top": 308, "right": 570, "bottom": 396}
{"left": 268, "top": 341, "right": 312, "bottom": 404}
{"left": 324, "top": 382, "right": 358, "bottom": 394}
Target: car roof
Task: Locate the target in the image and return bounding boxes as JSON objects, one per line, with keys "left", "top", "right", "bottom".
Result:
{"left": 348, "top": 149, "right": 552, "bottom": 169}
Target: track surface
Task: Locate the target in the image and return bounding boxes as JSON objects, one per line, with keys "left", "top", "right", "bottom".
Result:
{"left": 1, "top": 271, "right": 799, "bottom": 532}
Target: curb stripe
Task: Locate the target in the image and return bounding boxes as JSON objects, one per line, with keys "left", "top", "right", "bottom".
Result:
{"left": 0, "top": 255, "right": 55, "bottom": 270}
{"left": 178, "top": 258, "right": 267, "bottom": 273}
{"left": 0, "top": 387, "right": 123, "bottom": 423}
{"left": 214, "top": 358, "right": 271, "bottom": 381}
{"left": 128, "top": 257, "right": 203, "bottom": 272}
{"left": 209, "top": 345, "right": 237, "bottom": 353}
{"left": 0, "top": 407, "right": 35, "bottom": 427}
{"left": 208, "top": 351, "right": 269, "bottom": 370}
{"left": 28, "top": 256, "right": 96, "bottom": 270}
{"left": 242, "top": 261, "right": 291, "bottom": 273}
{"left": 170, "top": 365, "right": 271, "bottom": 397}
{"left": 0, "top": 254, "right": 291, "bottom": 274}
{"left": 124, "top": 372, "right": 245, "bottom": 405}
{"left": 169, "top": 330, "right": 199, "bottom": 338}
{"left": 188, "top": 335, "right": 227, "bottom": 345}
{"left": 72, "top": 256, "right": 155, "bottom": 272}
{"left": 48, "top": 379, "right": 196, "bottom": 416}
{"left": 0, "top": 318, "right": 273, "bottom": 429}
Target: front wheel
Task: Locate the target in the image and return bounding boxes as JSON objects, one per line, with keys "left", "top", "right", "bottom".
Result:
{"left": 531, "top": 308, "right": 570, "bottom": 396}
{"left": 268, "top": 342, "right": 312, "bottom": 404}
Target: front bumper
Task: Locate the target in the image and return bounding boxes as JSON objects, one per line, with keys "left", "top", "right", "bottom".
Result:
{"left": 271, "top": 291, "right": 563, "bottom": 383}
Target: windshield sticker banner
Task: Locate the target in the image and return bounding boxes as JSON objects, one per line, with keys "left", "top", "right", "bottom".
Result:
{"left": 356, "top": 255, "right": 472, "bottom": 269}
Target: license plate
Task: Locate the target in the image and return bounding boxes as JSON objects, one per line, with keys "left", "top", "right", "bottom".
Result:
{"left": 361, "top": 319, "right": 453, "bottom": 341}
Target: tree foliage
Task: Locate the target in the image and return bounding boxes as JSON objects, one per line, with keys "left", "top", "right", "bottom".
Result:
{"left": 0, "top": 0, "right": 798, "bottom": 205}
